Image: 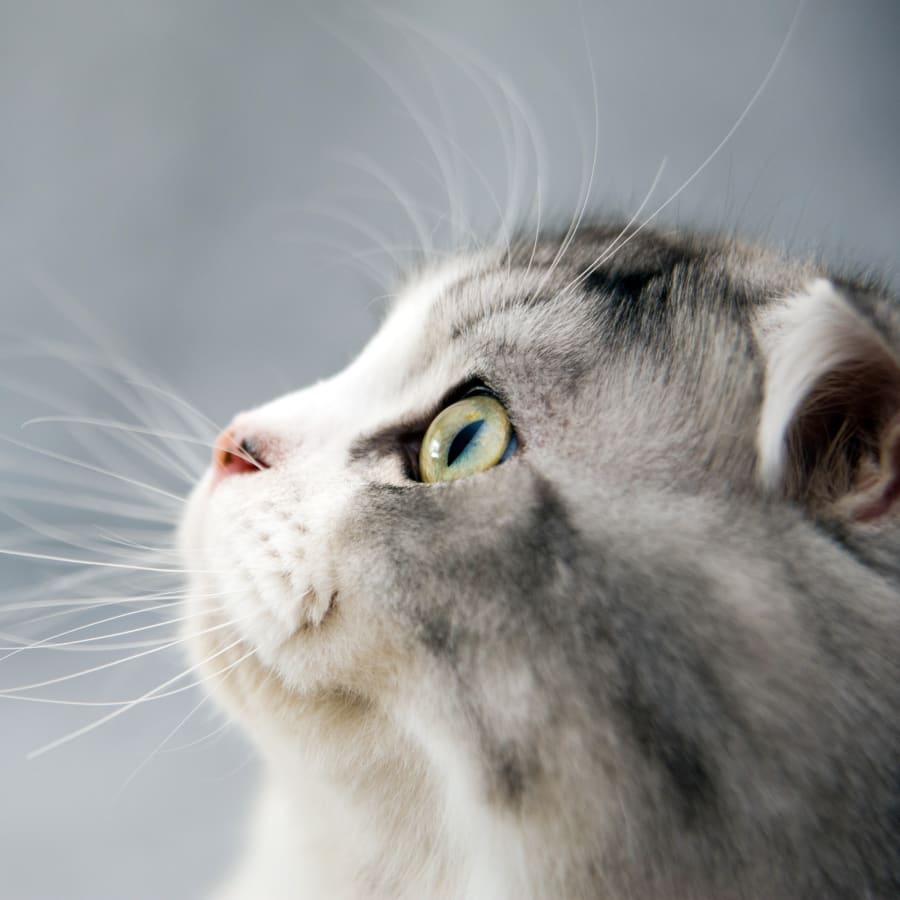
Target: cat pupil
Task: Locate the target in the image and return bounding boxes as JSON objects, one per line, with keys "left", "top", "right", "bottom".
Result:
{"left": 447, "top": 419, "right": 484, "bottom": 466}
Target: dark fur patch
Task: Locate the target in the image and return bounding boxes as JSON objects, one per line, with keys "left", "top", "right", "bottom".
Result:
{"left": 610, "top": 579, "right": 726, "bottom": 827}
{"left": 493, "top": 748, "right": 527, "bottom": 808}
{"left": 583, "top": 266, "right": 659, "bottom": 301}
{"left": 520, "top": 475, "right": 579, "bottom": 575}
{"left": 622, "top": 678, "right": 716, "bottom": 825}
{"left": 884, "top": 769, "right": 900, "bottom": 892}
{"left": 417, "top": 613, "right": 457, "bottom": 659}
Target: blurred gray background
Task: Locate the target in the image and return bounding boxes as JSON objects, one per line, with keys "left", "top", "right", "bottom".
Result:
{"left": 0, "top": 1, "right": 897, "bottom": 898}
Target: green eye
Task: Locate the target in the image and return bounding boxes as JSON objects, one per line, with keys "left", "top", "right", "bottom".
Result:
{"left": 419, "top": 394, "right": 514, "bottom": 483}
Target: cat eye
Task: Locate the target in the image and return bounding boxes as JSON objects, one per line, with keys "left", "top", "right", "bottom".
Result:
{"left": 419, "top": 393, "right": 516, "bottom": 483}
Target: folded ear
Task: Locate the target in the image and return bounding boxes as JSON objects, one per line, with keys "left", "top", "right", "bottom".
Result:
{"left": 754, "top": 278, "right": 900, "bottom": 522}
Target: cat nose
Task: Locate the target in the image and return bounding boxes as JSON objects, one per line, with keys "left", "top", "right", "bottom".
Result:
{"left": 212, "top": 426, "right": 268, "bottom": 482}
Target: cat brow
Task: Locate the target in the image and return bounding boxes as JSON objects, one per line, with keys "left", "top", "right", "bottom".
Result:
{"left": 347, "top": 423, "right": 423, "bottom": 465}
{"left": 347, "top": 376, "right": 487, "bottom": 464}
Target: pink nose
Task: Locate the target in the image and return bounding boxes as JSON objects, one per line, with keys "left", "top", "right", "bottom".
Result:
{"left": 212, "top": 427, "right": 267, "bottom": 481}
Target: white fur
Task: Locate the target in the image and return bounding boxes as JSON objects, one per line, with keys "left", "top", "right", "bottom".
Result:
{"left": 181, "top": 259, "right": 469, "bottom": 659}
{"left": 180, "top": 258, "right": 532, "bottom": 900}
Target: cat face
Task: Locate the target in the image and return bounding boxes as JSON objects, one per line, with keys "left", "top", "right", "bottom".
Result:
{"left": 181, "top": 227, "right": 789, "bottom": 701}
{"left": 179, "top": 225, "right": 899, "bottom": 896}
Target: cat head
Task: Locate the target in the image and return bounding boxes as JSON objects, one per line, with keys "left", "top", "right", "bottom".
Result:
{"left": 182, "top": 227, "right": 773, "bottom": 707}
{"left": 180, "top": 224, "right": 900, "bottom": 894}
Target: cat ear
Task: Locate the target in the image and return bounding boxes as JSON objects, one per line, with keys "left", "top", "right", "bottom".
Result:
{"left": 754, "top": 278, "right": 900, "bottom": 521}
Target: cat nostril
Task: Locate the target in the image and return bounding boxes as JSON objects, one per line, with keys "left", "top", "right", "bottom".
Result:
{"left": 212, "top": 427, "right": 268, "bottom": 480}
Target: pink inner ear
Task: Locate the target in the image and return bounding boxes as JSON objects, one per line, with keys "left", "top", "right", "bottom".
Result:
{"left": 845, "top": 423, "right": 900, "bottom": 522}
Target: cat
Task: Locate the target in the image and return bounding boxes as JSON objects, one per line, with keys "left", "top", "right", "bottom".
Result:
{"left": 179, "top": 222, "right": 900, "bottom": 899}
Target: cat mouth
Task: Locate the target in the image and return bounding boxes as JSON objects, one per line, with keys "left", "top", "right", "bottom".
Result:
{"left": 188, "top": 572, "right": 339, "bottom": 662}
{"left": 288, "top": 590, "right": 339, "bottom": 637}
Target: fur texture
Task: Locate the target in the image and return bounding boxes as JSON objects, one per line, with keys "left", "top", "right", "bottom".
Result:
{"left": 180, "top": 225, "right": 900, "bottom": 899}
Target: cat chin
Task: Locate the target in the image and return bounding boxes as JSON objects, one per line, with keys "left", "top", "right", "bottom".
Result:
{"left": 184, "top": 607, "right": 409, "bottom": 771}
{"left": 179, "top": 471, "right": 400, "bottom": 730}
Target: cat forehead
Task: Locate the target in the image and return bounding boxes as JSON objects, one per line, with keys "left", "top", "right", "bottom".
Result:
{"left": 381, "top": 243, "right": 599, "bottom": 359}
{"left": 393, "top": 227, "right": 800, "bottom": 319}
{"left": 335, "top": 228, "right": 814, "bottom": 432}
{"left": 380, "top": 230, "right": 798, "bottom": 360}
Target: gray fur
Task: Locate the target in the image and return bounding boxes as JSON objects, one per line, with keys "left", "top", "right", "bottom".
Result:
{"left": 187, "top": 224, "right": 900, "bottom": 898}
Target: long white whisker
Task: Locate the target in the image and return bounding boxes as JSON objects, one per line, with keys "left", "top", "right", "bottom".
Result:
{"left": 0, "top": 500, "right": 169, "bottom": 561}
{"left": 532, "top": 12, "right": 603, "bottom": 298}
{"left": 22, "top": 415, "right": 218, "bottom": 450}
{"left": 0, "top": 336, "right": 216, "bottom": 451}
{"left": 26, "top": 640, "right": 255, "bottom": 758}
{"left": 334, "top": 150, "right": 436, "bottom": 259}
{"left": 92, "top": 530, "right": 180, "bottom": 555}
{"left": 162, "top": 714, "right": 231, "bottom": 754}
{"left": 0, "top": 484, "right": 177, "bottom": 524}
{"left": 23, "top": 273, "right": 212, "bottom": 459}
{"left": 0, "top": 615, "right": 250, "bottom": 695}
{"left": 0, "top": 434, "right": 185, "bottom": 506}
{"left": 0, "top": 588, "right": 237, "bottom": 643}
{"left": 7, "top": 337, "right": 205, "bottom": 482}
{"left": 123, "top": 378, "right": 222, "bottom": 440}
{"left": 0, "top": 601, "right": 231, "bottom": 655}
{"left": 0, "top": 547, "right": 212, "bottom": 575}
{"left": 118, "top": 691, "right": 216, "bottom": 793}
{"left": 563, "top": 156, "right": 669, "bottom": 294}
{"left": 575, "top": 0, "right": 805, "bottom": 279}
{"left": 317, "top": 15, "right": 473, "bottom": 251}
{"left": 303, "top": 202, "right": 409, "bottom": 279}
{"left": 0, "top": 589, "right": 185, "bottom": 617}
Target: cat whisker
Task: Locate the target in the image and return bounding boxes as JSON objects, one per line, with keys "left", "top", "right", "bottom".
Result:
{"left": 3, "top": 554, "right": 152, "bottom": 592}
{"left": 0, "top": 547, "right": 213, "bottom": 576}
{"left": 3, "top": 338, "right": 205, "bottom": 482}
{"left": 118, "top": 691, "right": 217, "bottom": 794}
{"left": 26, "top": 638, "right": 255, "bottom": 758}
{"left": 0, "top": 364, "right": 200, "bottom": 472}
{"left": 402, "top": 40, "right": 507, "bottom": 258}
{"left": 2, "top": 344, "right": 214, "bottom": 500}
{"left": 22, "top": 416, "right": 214, "bottom": 457}
{"left": 564, "top": 156, "right": 668, "bottom": 294}
{"left": 0, "top": 599, "right": 233, "bottom": 656}
{"left": 289, "top": 227, "right": 408, "bottom": 288}
{"left": 0, "top": 484, "right": 178, "bottom": 524}
{"left": 0, "top": 589, "right": 185, "bottom": 617}
{"left": 532, "top": 14, "right": 602, "bottom": 300}
{"left": 0, "top": 447, "right": 183, "bottom": 498}
{"left": 315, "top": 13, "right": 475, "bottom": 254}
{"left": 381, "top": 10, "right": 549, "bottom": 271}
{"left": 83, "top": 418, "right": 203, "bottom": 487}
{"left": 332, "top": 150, "right": 437, "bottom": 260}
{"left": 569, "top": 0, "right": 805, "bottom": 284}
{"left": 92, "top": 530, "right": 181, "bottom": 555}
{"left": 1, "top": 636, "right": 179, "bottom": 654}
{"left": 302, "top": 201, "right": 416, "bottom": 285}
{"left": 0, "top": 599, "right": 180, "bottom": 650}
{"left": 290, "top": 233, "right": 460, "bottom": 287}
{"left": 122, "top": 377, "right": 223, "bottom": 442}
{"left": 1, "top": 603, "right": 176, "bottom": 645}
{"left": 25, "top": 272, "right": 206, "bottom": 431}
{"left": 161, "top": 712, "right": 231, "bottom": 754}
{"left": 0, "top": 501, "right": 175, "bottom": 563}
{"left": 0, "top": 435, "right": 186, "bottom": 507}
{"left": 206, "top": 748, "right": 257, "bottom": 783}
{"left": 0, "top": 588, "right": 234, "bottom": 640}
{"left": 0, "top": 640, "right": 251, "bottom": 708}
{"left": 0, "top": 614, "right": 252, "bottom": 696}
{"left": 493, "top": 61, "right": 546, "bottom": 282}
